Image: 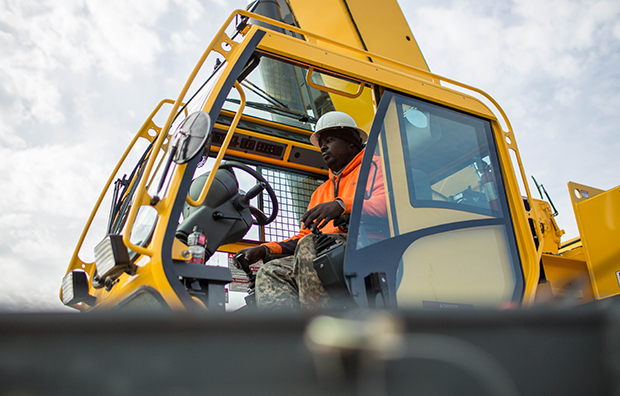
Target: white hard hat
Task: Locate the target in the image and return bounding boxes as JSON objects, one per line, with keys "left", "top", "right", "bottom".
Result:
{"left": 310, "top": 111, "right": 368, "bottom": 148}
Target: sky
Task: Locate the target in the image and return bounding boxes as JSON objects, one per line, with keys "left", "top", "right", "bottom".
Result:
{"left": 0, "top": 0, "right": 618, "bottom": 311}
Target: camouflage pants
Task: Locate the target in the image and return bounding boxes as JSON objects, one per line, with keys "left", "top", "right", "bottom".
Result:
{"left": 256, "top": 233, "right": 347, "bottom": 311}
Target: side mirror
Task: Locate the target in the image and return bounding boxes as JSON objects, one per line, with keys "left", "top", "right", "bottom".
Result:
{"left": 172, "top": 111, "right": 213, "bottom": 164}
{"left": 151, "top": 111, "right": 213, "bottom": 205}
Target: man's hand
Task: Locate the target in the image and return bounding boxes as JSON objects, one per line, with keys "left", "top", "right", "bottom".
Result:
{"left": 238, "top": 246, "right": 268, "bottom": 264}
{"left": 300, "top": 200, "right": 345, "bottom": 232}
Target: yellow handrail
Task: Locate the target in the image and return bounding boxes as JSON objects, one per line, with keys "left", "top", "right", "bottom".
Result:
{"left": 66, "top": 99, "right": 174, "bottom": 272}
{"left": 306, "top": 67, "right": 365, "bottom": 99}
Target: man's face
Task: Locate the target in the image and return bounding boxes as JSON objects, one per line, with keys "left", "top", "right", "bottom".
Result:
{"left": 319, "top": 135, "right": 359, "bottom": 172}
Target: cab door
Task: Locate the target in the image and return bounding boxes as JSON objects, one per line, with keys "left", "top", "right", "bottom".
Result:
{"left": 344, "top": 91, "right": 524, "bottom": 309}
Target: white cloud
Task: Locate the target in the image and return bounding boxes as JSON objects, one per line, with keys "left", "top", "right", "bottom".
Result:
{"left": 553, "top": 85, "right": 579, "bottom": 106}
{"left": 0, "top": 0, "right": 248, "bottom": 311}
{"left": 0, "top": 144, "right": 106, "bottom": 216}
{"left": 0, "top": 0, "right": 178, "bottom": 155}
{"left": 84, "top": 0, "right": 168, "bottom": 79}
{"left": 0, "top": 137, "right": 141, "bottom": 310}
{"left": 172, "top": 0, "right": 205, "bottom": 24}
{"left": 170, "top": 30, "right": 201, "bottom": 54}
{"left": 614, "top": 20, "right": 620, "bottom": 40}
{"left": 0, "top": 29, "right": 65, "bottom": 129}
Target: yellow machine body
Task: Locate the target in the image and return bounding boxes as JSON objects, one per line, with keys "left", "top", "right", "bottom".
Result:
{"left": 61, "top": 0, "right": 619, "bottom": 312}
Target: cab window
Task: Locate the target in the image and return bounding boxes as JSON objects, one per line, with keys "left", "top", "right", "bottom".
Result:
{"left": 399, "top": 97, "right": 504, "bottom": 217}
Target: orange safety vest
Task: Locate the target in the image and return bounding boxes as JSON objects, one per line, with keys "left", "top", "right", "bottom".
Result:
{"left": 264, "top": 149, "right": 385, "bottom": 255}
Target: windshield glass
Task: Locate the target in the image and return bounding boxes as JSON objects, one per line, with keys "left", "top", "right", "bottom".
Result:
{"left": 222, "top": 55, "right": 375, "bottom": 133}
{"left": 108, "top": 140, "right": 155, "bottom": 236}
{"left": 399, "top": 98, "right": 504, "bottom": 217}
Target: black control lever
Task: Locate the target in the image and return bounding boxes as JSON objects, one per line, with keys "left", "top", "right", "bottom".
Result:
{"left": 312, "top": 226, "right": 339, "bottom": 255}
{"left": 233, "top": 182, "right": 266, "bottom": 210}
{"left": 234, "top": 252, "right": 252, "bottom": 275}
{"left": 246, "top": 182, "right": 267, "bottom": 200}
{"left": 234, "top": 252, "right": 256, "bottom": 306}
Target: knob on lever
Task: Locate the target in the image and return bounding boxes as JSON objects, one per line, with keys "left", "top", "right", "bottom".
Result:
{"left": 233, "top": 252, "right": 252, "bottom": 275}
{"left": 233, "top": 182, "right": 266, "bottom": 210}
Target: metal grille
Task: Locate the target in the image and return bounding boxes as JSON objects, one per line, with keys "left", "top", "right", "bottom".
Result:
{"left": 259, "top": 167, "right": 323, "bottom": 242}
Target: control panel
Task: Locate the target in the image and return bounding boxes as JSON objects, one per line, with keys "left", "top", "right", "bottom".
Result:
{"left": 210, "top": 128, "right": 327, "bottom": 173}
{"left": 211, "top": 130, "right": 286, "bottom": 160}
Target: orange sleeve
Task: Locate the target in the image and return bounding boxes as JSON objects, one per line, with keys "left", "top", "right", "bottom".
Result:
{"left": 361, "top": 156, "right": 387, "bottom": 217}
{"left": 261, "top": 227, "right": 310, "bottom": 255}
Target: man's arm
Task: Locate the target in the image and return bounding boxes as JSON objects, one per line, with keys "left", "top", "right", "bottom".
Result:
{"left": 238, "top": 245, "right": 270, "bottom": 264}
{"left": 240, "top": 181, "right": 343, "bottom": 263}
{"left": 239, "top": 231, "right": 309, "bottom": 264}
{"left": 299, "top": 200, "right": 344, "bottom": 232}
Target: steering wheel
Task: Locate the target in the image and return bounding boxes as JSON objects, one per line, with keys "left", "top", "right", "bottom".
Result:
{"left": 219, "top": 161, "right": 279, "bottom": 226}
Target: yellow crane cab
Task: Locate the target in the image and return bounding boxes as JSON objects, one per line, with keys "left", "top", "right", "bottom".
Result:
{"left": 60, "top": 2, "right": 619, "bottom": 313}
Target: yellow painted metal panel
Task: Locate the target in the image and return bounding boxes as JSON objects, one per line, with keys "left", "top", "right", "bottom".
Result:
{"left": 540, "top": 254, "right": 594, "bottom": 304}
{"left": 569, "top": 182, "right": 620, "bottom": 299}
{"left": 90, "top": 254, "right": 185, "bottom": 311}
{"left": 344, "top": 0, "right": 430, "bottom": 72}
{"left": 287, "top": 0, "right": 362, "bottom": 52}
{"left": 328, "top": 85, "right": 376, "bottom": 135}
{"left": 287, "top": 0, "right": 429, "bottom": 73}
{"left": 397, "top": 225, "right": 516, "bottom": 308}
{"left": 256, "top": 32, "right": 496, "bottom": 119}
{"left": 431, "top": 165, "right": 481, "bottom": 198}
{"left": 559, "top": 239, "right": 585, "bottom": 261}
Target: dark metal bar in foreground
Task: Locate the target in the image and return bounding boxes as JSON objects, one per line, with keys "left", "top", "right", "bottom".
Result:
{"left": 0, "top": 304, "right": 618, "bottom": 396}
